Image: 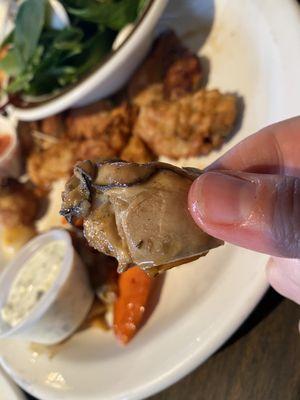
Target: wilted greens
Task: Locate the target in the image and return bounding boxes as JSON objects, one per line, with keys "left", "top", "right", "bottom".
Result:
{"left": 0, "top": 0, "right": 148, "bottom": 98}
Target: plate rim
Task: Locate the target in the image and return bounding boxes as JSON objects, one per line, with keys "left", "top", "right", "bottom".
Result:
{"left": 0, "top": 366, "right": 26, "bottom": 400}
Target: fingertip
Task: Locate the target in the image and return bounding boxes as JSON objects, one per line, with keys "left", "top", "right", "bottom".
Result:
{"left": 188, "top": 174, "right": 206, "bottom": 228}
{"left": 266, "top": 257, "right": 300, "bottom": 305}
{"left": 188, "top": 171, "right": 256, "bottom": 227}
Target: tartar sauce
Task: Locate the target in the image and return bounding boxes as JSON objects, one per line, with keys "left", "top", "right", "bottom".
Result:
{"left": 1, "top": 240, "right": 66, "bottom": 327}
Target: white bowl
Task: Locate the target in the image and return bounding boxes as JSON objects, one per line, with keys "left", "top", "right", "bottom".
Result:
{"left": 8, "top": 0, "right": 169, "bottom": 121}
{"left": 0, "top": 229, "right": 94, "bottom": 345}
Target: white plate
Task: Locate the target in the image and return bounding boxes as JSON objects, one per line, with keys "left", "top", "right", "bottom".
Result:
{"left": 0, "top": 0, "right": 300, "bottom": 399}
{"left": 0, "top": 366, "right": 26, "bottom": 400}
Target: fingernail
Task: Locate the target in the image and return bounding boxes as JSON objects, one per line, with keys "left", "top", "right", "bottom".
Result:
{"left": 189, "top": 172, "right": 257, "bottom": 225}
{"left": 267, "top": 257, "right": 300, "bottom": 305}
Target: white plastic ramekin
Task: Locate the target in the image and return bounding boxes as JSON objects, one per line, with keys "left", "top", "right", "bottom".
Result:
{"left": 0, "top": 229, "right": 94, "bottom": 345}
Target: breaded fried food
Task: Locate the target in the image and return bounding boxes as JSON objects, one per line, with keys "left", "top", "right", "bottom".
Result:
{"left": 65, "top": 100, "right": 112, "bottom": 140}
{"left": 40, "top": 115, "right": 65, "bottom": 138}
{"left": 120, "top": 135, "right": 156, "bottom": 163}
{"left": 0, "top": 179, "right": 39, "bottom": 227}
{"left": 27, "top": 138, "right": 116, "bottom": 188}
{"left": 27, "top": 140, "right": 79, "bottom": 188}
{"left": 65, "top": 102, "right": 134, "bottom": 153}
{"left": 134, "top": 89, "right": 237, "bottom": 159}
{"left": 127, "top": 30, "right": 202, "bottom": 100}
{"left": 163, "top": 53, "right": 202, "bottom": 100}
{"left": 133, "top": 84, "right": 164, "bottom": 108}
{"left": 77, "top": 139, "right": 116, "bottom": 160}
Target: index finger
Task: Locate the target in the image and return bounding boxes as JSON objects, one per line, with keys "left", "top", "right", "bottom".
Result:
{"left": 208, "top": 116, "right": 300, "bottom": 177}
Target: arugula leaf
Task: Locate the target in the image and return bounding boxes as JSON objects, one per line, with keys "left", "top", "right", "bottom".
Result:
{"left": 67, "top": 0, "right": 140, "bottom": 30}
{"left": 15, "top": 0, "right": 47, "bottom": 63}
{"left": 74, "top": 30, "right": 114, "bottom": 75}
{"left": 0, "top": 48, "right": 23, "bottom": 76}
{"left": 53, "top": 27, "right": 84, "bottom": 54}
{"left": 6, "top": 46, "right": 44, "bottom": 93}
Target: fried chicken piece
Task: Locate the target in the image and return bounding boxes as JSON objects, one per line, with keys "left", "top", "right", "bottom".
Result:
{"left": 40, "top": 115, "right": 65, "bottom": 138}
{"left": 27, "top": 138, "right": 117, "bottom": 188}
{"left": 127, "top": 31, "right": 183, "bottom": 98}
{"left": 163, "top": 53, "right": 202, "bottom": 100}
{"left": 77, "top": 139, "right": 116, "bottom": 161}
{"left": 0, "top": 179, "right": 39, "bottom": 228}
{"left": 1, "top": 225, "right": 37, "bottom": 258}
{"left": 27, "top": 140, "right": 79, "bottom": 188}
{"left": 127, "top": 30, "right": 202, "bottom": 100}
{"left": 120, "top": 135, "right": 156, "bottom": 163}
{"left": 133, "top": 84, "right": 164, "bottom": 108}
{"left": 65, "top": 100, "right": 113, "bottom": 140}
{"left": 134, "top": 89, "right": 237, "bottom": 159}
{"left": 65, "top": 102, "right": 134, "bottom": 154}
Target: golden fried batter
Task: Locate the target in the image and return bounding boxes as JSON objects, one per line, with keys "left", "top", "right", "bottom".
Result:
{"left": 40, "top": 115, "right": 65, "bottom": 138}
{"left": 27, "top": 140, "right": 79, "bottom": 188}
{"left": 65, "top": 100, "right": 112, "bottom": 140}
{"left": 163, "top": 53, "right": 202, "bottom": 100}
{"left": 134, "top": 89, "right": 237, "bottom": 159}
{"left": 127, "top": 31, "right": 185, "bottom": 99}
{"left": 127, "top": 30, "right": 202, "bottom": 101}
{"left": 77, "top": 139, "right": 116, "bottom": 161}
{"left": 133, "top": 84, "right": 164, "bottom": 108}
{"left": 27, "top": 138, "right": 117, "bottom": 188}
{"left": 120, "top": 135, "right": 156, "bottom": 163}
{"left": 0, "top": 179, "right": 39, "bottom": 227}
{"left": 65, "top": 101, "right": 133, "bottom": 150}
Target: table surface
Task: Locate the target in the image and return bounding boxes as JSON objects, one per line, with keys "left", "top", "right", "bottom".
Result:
{"left": 24, "top": 288, "right": 300, "bottom": 400}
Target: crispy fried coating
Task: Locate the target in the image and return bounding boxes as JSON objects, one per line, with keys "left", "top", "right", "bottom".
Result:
{"left": 27, "top": 140, "right": 79, "bottom": 188}
{"left": 76, "top": 139, "right": 116, "bottom": 161}
{"left": 127, "top": 31, "right": 185, "bottom": 98}
{"left": 65, "top": 102, "right": 135, "bottom": 154}
{"left": 163, "top": 53, "right": 202, "bottom": 100}
{"left": 127, "top": 30, "right": 202, "bottom": 100}
{"left": 134, "top": 89, "right": 237, "bottom": 159}
{"left": 65, "top": 101, "right": 132, "bottom": 148}
{"left": 40, "top": 115, "right": 65, "bottom": 138}
{"left": 0, "top": 179, "right": 39, "bottom": 227}
{"left": 133, "top": 84, "right": 164, "bottom": 108}
{"left": 27, "top": 138, "right": 117, "bottom": 188}
{"left": 65, "top": 100, "right": 112, "bottom": 140}
{"left": 120, "top": 135, "right": 156, "bottom": 163}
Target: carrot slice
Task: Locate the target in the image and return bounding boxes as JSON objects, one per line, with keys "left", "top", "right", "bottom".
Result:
{"left": 114, "top": 267, "right": 154, "bottom": 344}
{"left": 61, "top": 216, "right": 83, "bottom": 227}
{"left": 61, "top": 216, "right": 68, "bottom": 225}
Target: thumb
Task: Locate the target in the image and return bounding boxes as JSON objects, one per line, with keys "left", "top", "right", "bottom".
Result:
{"left": 267, "top": 257, "right": 300, "bottom": 305}
{"left": 188, "top": 171, "right": 300, "bottom": 258}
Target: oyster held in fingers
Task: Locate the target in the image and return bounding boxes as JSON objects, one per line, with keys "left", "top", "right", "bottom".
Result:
{"left": 60, "top": 161, "right": 223, "bottom": 274}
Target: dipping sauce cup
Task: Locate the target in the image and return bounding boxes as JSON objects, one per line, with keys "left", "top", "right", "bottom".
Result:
{"left": 0, "top": 229, "right": 94, "bottom": 345}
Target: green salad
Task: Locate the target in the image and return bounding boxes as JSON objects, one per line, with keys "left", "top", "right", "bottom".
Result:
{"left": 0, "top": 0, "right": 148, "bottom": 98}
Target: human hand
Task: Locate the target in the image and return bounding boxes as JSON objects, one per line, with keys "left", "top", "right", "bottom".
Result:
{"left": 188, "top": 117, "right": 300, "bottom": 304}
